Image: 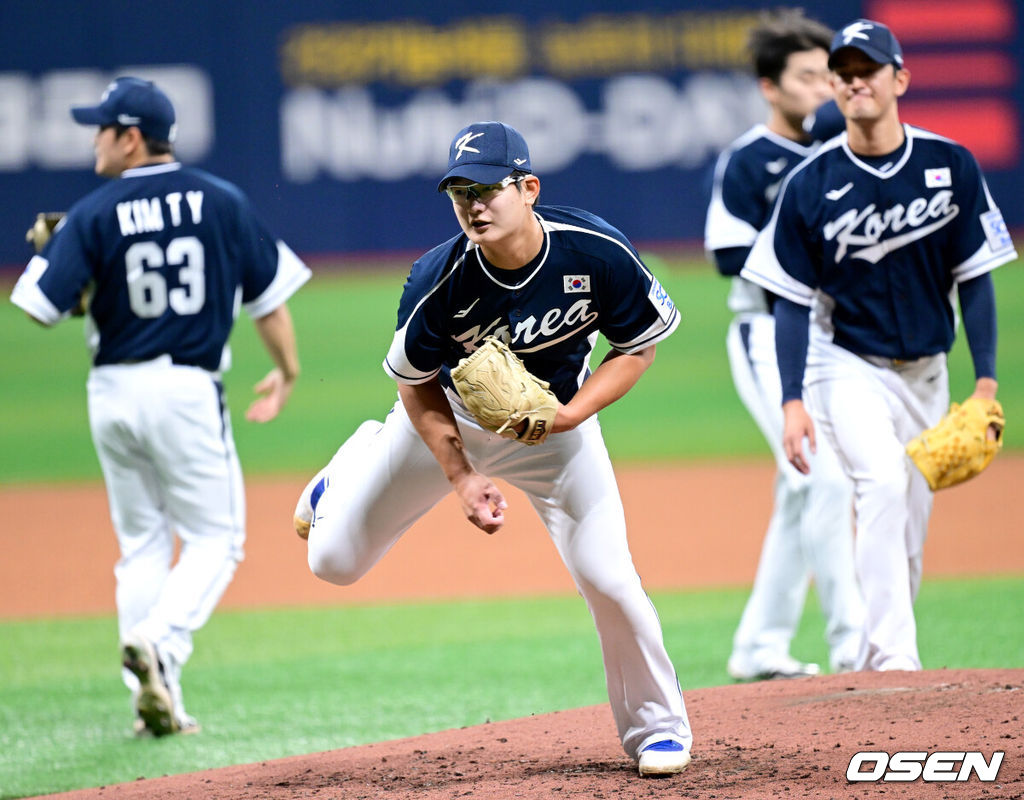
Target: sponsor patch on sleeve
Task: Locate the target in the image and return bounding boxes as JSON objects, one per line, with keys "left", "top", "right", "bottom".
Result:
{"left": 647, "top": 278, "right": 675, "bottom": 323}
{"left": 980, "top": 209, "right": 1013, "bottom": 253}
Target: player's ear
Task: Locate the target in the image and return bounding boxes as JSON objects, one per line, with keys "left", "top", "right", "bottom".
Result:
{"left": 758, "top": 76, "right": 780, "bottom": 105}
{"left": 121, "top": 126, "right": 145, "bottom": 156}
{"left": 520, "top": 175, "right": 541, "bottom": 206}
{"left": 894, "top": 66, "right": 911, "bottom": 97}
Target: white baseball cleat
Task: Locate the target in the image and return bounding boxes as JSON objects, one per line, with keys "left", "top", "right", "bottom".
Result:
{"left": 294, "top": 421, "right": 384, "bottom": 539}
{"left": 638, "top": 739, "right": 692, "bottom": 776}
{"left": 122, "top": 634, "right": 179, "bottom": 737}
{"left": 293, "top": 470, "right": 328, "bottom": 540}
{"left": 727, "top": 654, "right": 821, "bottom": 681}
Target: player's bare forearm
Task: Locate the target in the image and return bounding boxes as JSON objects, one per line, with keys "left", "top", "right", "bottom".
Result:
{"left": 397, "top": 381, "right": 507, "bottom": 533}
{"left": 554, "top": 345, "right": 656, "bottom": 432}
{"left": 253, "top": 304, "right": 300, "bottom": 382}
{"left": 782, "top": 398, "right": 816, "bottom": 475}
{"left": 247, "top": 304, "right": 300, "bottom": 422}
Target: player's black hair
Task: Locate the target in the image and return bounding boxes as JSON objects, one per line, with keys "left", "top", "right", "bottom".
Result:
{"left": 747, "top": 8, "right": 833, "bottom": 84}
{"left": 102, "top": 122, "right": 174, "bottom": 157}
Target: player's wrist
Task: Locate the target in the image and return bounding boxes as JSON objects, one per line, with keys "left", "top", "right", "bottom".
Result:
{"left": 972, "top": 377, "right": 997, "bottom": 400}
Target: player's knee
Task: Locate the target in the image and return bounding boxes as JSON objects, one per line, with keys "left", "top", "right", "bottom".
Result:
{"left": 575, "top": 570, "right": 641, "bottom": 608}
{"left": 307, "top": 543, "right": 365, "bottom": 586}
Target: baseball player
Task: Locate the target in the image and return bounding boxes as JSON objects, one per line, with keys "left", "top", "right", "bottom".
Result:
{"left": 10, "top": 77, "right": 311, "bottom": 734}
{"left": 704, "top": 9, "right": 864, "bottom": 680}
{"left": 741, "top": 20, "right": 1016, "bottom": 671}
{"left": 294, "top": 121, "right": 692, "bottom": 776}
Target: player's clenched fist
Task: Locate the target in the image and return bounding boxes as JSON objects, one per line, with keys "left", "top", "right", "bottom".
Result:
{"left": 452, "top": 471, "right": 507, "bottom": 534}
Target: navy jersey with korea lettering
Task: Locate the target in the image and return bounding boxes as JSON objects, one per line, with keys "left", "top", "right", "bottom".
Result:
{"left": 11, "top": 162, "right": 310, "bottom": 371}
{"left": 704, "top": 124, "right": 819, "bottom": 313}
{"left": 742, "top": 125, "right": 1017, "bottom": 358}
{"left": 384, "top": 205, "right": 680, "bottom": 404}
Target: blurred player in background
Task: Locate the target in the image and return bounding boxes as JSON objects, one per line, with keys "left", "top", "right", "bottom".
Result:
{"left": 704, "top": 8, "right": 864, "bottom": 680}
{"left": 10, "top": 77, "right": 311, "bottom": 735}
{"left": 741, "top": 20, "right": 1015, "bottom": 670}
{"left": 294, "top": 121, "right": 692, "bottom": 776}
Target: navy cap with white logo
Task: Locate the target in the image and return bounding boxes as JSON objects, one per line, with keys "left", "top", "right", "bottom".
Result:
{"left": 828, "top": 19, "right": 904, "bottom": 69}
{"left": 71, "top": 77, "right": 177, "bottom": 143}
{"left": 437, "top": 121, "right": 531, "bottom": 192}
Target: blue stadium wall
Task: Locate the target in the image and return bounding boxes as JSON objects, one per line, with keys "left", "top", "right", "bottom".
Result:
{"left": 0, "top": 0, "right": 1020, "bottom": 268}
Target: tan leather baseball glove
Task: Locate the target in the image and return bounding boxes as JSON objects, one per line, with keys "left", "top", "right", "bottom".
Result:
{"left": 451, "top": 336, "right": 558, "bottom": 445}
{"left": 906, "top": 397, "right": 1004, "bottom": 490}
{"left": 25, "top": 212, "right": 66, "bottom": 253}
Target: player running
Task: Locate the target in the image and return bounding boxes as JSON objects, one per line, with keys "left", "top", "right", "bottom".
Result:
{"left": 294, "top": 121, "right": 692, "bottom": 776}
{"left": 11, "top": 77, "right": 310, "bottom": 734}
{"left": 741, "top": 20, "right": 1016, "bottom": 670}
{"left": 704, "top": 8, "right": 864, "bottom": 680}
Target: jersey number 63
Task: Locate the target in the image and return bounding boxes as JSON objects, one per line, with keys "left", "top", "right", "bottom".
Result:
{"left": 125, "top": 236, "right": 205, "bottom": 318}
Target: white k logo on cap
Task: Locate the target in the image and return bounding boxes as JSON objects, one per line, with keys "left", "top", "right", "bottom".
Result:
{"left": 841, "top": 21, "right": 874, "bottom": 44}
{"left": 455, "top": 132, "right": 484, "bottom": 160}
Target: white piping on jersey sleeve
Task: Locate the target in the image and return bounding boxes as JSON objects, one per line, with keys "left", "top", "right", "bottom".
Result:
{"left": 740, "top": 213, "right": 816, "bottom": 307}
{"left": 383, "top": 324, "right": 441, "bottom": 384}
{"left": 952, "top": 239, "right": 1018, "bottom": 283}
{"left": 953, "top": 176, "right": 1018, "bottom": 281}
{"left": 10, "top": 255, "right": 64, "bottom": 326}
{"left": 383, "top": 256, "right": 466, "bottom": 384}
{"left": 244, "top": 241, "right": 312, "bottom": 319}
{"left": 606, "top": 308, "right": 680, "bottom": 353}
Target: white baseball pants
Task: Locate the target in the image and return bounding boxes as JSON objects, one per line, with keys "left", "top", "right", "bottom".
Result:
{"left": 306, "top": 398, "right": 691, "bottom": 760}
{"left": 726, "top": 314, "right": 864, "bottom": 673}
{"left": 806, "top": 342, "right": 948, "bottom": 671}
{"left": 88, "top": 356, "right": 245, "bottom": 706}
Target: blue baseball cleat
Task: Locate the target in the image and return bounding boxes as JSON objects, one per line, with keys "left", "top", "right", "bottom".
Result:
{"left": 638, "top": 739, "right": 691, "bottom": 776}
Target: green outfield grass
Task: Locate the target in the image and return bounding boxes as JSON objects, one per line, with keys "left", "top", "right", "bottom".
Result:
{"left": 2, "top": 257, "right": 1021, "bottom": 799}
{"left": 1, "top": 254, "right": 1021, "bottom": 483}
{"left": 1, "top": 577, "right": 1021, "bottom": 799}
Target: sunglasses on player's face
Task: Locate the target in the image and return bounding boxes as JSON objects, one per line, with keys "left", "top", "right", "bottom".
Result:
{"left": 445, "top": 175, "right": 522, "bottom": 205}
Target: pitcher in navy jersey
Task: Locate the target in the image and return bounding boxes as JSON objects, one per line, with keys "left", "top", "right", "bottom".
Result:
{"left": 741, "top": 22, "right": 1016, "bottom": 670}
{"left": 294, "top": 121, "right": 691, "bottom": 776}
{"left": 11, "top": 77, "right": 311, "bottom": 735}
{"left": 704, "top": 8, "right": 863, "bottom": 682}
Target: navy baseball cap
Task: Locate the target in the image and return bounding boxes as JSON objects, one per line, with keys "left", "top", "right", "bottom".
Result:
{"left": 71, "top": 77, "right": 177, "bottom": 143}
{"left": 437, "top": 121, "right": 531, "bottom": 192}
{"left": 828, "top": 19, "right": 904, "bottom": 69}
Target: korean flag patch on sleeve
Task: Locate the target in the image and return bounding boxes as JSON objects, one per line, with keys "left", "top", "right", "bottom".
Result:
{"left": 980, "top": 209, "right": 1013, "bottom": 253}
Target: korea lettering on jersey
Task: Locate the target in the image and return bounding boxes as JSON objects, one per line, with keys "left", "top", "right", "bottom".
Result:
{"left": 384, "top": 205, "right": 680, "bottom": 404}
{"left": 704, "top": 124, "right": 817, "bottom": 314}
{"left": 12, "top": 163, "right": 310, "bottom": 371}
{"left": 742, "top": 125, "right": 1017, "bottom": 359}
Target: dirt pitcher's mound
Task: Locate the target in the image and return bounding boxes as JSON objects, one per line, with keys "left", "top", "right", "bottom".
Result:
{"left": 42, "top": 669, "right": 1022, "bottom": 800}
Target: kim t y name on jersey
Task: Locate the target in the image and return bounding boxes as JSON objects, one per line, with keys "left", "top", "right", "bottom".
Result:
{"left": 12, "top": 162, "right": 310, "bottom": 371}
{"left": 741, "top": 125, "right": 1017, "bottom": 360}
{"left": 384, "top": 205, "right": 680, "bottom": 404}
